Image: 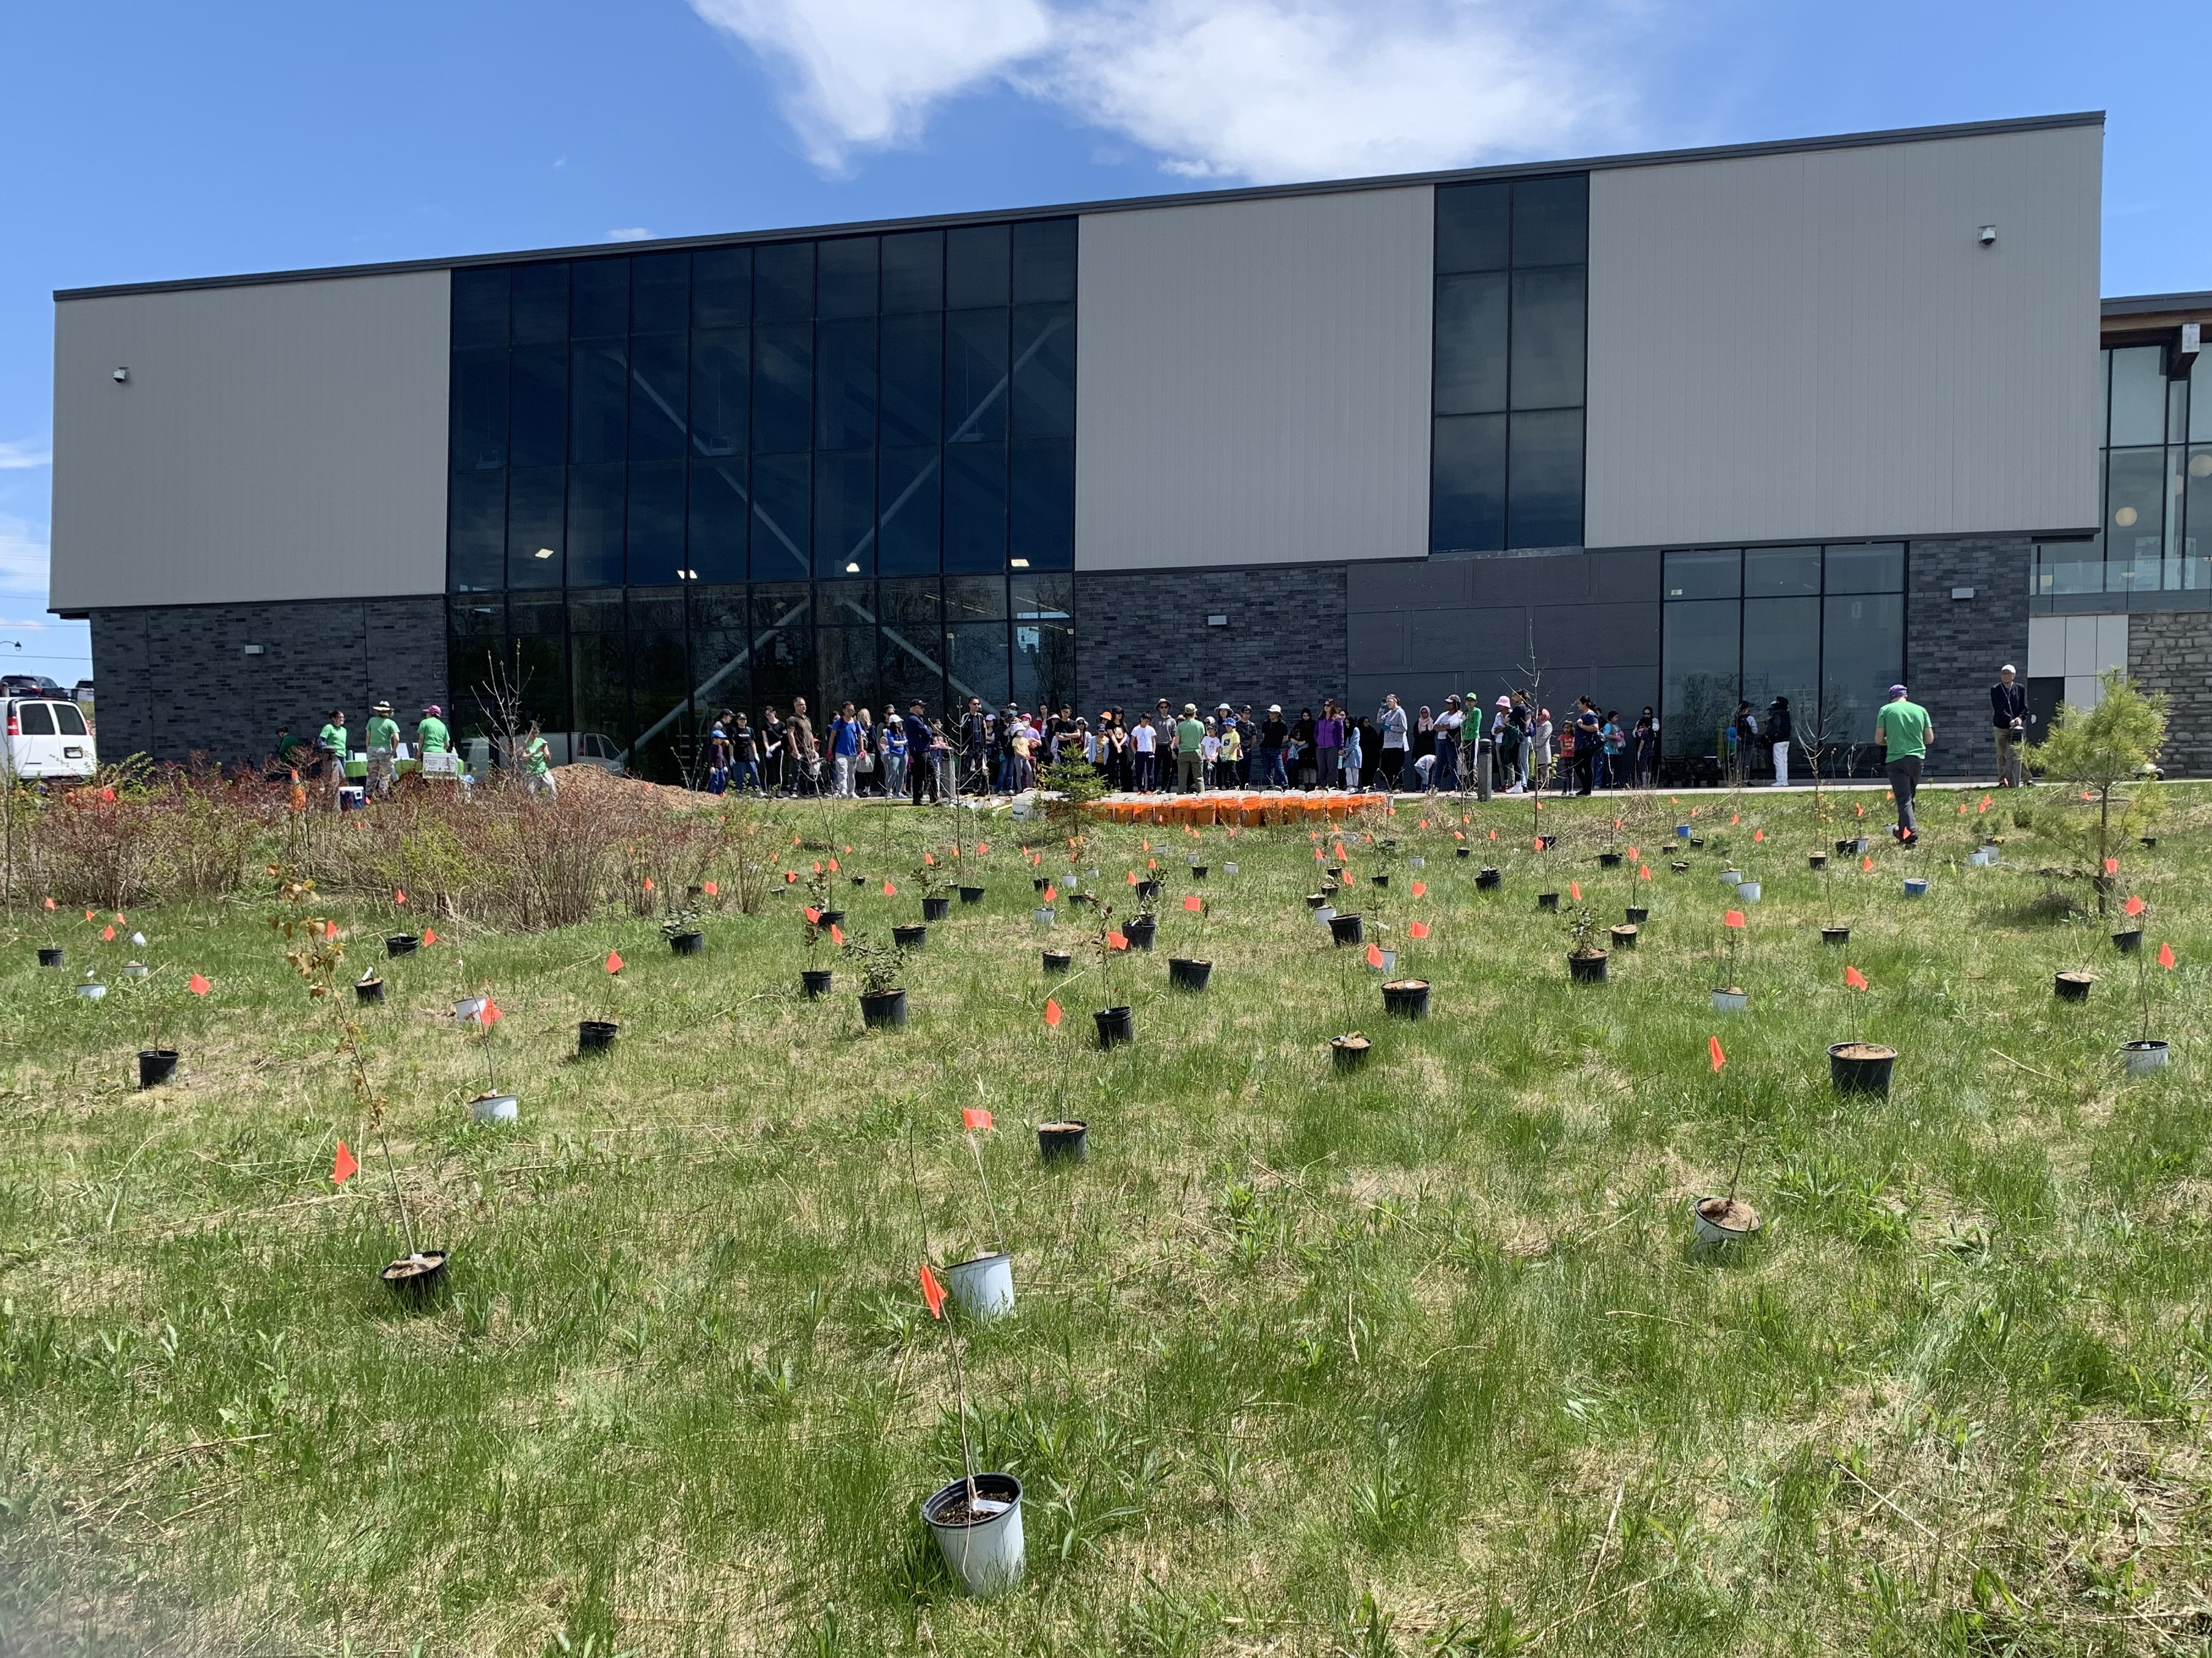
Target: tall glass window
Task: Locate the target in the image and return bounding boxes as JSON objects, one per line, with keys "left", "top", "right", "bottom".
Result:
{"left": 1659, "top": 543, "right": 1905, "bottom": 777}
{"left": 445, "top": 217, "right": 1079, "bottom": 777}
{"left": 1430, "top": 175, "right": 1587, "bottom": 552}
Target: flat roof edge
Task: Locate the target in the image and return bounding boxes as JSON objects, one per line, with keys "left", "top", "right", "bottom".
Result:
{"left": 2102, "top": 291, "right": 2212, "bottom": 316}
{"left": 55, "top": 110, "right": 2104, "bottom": 303}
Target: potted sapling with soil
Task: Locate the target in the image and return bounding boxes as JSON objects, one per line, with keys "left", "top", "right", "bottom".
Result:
{"left": 1712, "top": 906, "right": 1749, "bottom": 1012}
{"left": 580, "top": 945, "right": 624, "bottom": 1051}
{"left": 800, "top": 906, "right": 838, "bottom": 998}
{"left": 1086, "top": 906, "right": 1135, "bottom": 1047}
{"left": 2121, "top": 920, "right": 2176, "bottom": 1076}
{"left": 943, "top": 1106, "right": 1016, "bottom": 1322}
{"left": 136, "top": 962, "right": 208, "bottom": 1089}
{"left": 1691, "top": 1036, "right": 1762, "bottom": 1247}
{"left": 1565, "top": 904, "right": 1609, "bottom": 985}
{"left": 1827, "top": 961, "right": 1895, "bottom": 1095}
{"left": 1378, "top": 902, "right": 1430, "bottom": 1018}
{"left": 36, "top": 897, "right": 62, "bottom": 968}
{"left": 1166, "top": 893, "right": 1212, "bottom": 991}
{"left": 1122, "top": 893, "right": 1158, "bottom": 953}
{"left": 916, "top": 856, "right": 952, "bottom": 922}
{"left": 466, "top": 996, "right": 518, "bottom": 1123}
{"left": 846, "top": 934, "right": 911, "bottom": 1029}
{"left": 662, "top": 902, "right": 706, "bottom": 957}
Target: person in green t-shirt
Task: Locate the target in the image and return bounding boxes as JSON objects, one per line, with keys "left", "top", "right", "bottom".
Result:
{"left": 1174, "top": 703, "right": 1206, "bottom": 794}
{"left": 521, "top": 722, "right": 556, "bottom": 799}
{"left": 1873, "top": 683, "right": 1933, "bottom": 845}
{"left": 364, "top": 700, "right": 401, "bottom": 797}
{"left": 416, "top": 705, "right": 452, "bottom": 758}
{"left": 316, "top": 710, "right": 348, "bottom": 802}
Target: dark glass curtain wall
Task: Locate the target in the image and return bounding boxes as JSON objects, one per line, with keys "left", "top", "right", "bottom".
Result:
{"left": 1429, "top": 174, "right": 1588, "bottom": 553}
{"left": 445, "top": 219, "right": 1079, "bottom": 777}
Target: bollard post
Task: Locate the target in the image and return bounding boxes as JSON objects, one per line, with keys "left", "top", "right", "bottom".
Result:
{"left": 1474, "top": 738, "right": 1494, "bottom": 801}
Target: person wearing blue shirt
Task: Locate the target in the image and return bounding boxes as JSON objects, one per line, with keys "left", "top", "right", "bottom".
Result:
{"left": 829, "top": 702, "right": 863, "bottom": 797}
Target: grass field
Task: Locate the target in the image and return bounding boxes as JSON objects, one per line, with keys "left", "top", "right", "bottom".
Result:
{"left": 2, "top": 782, "right": 2210, "bottom": 1656}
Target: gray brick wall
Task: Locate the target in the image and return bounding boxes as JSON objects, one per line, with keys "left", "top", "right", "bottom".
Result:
{"left": 88, "top": 596, "right": 447, "bottom": 765}
{"left": 2128, "top": 608, "right": 2212, "bottom": 779}
{"left": 1074, "top": 564, "right": 1347, "bottom": 716}
{"left": 1905, "top": 537, "right": 2032, "bottom": 778}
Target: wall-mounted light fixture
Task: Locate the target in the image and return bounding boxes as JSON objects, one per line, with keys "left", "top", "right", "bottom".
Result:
{"left": 1950, "top": 586, "right": 1975, "bottom": 601}
{"left": 1977, "top": 225, "right": 1997, "bottom": 246}
{"left": 112, "top": 367, "right": 129, "bottom": 383}
{"left": 1206, "top": 615, "right": 1229, "bottom": 628}
{"left": 242, "top": 644, "right": 266, "bottom": 656}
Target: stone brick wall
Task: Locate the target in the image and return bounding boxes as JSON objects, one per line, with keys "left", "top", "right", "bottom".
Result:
{"left": 1904, "top": 537, "right": 2033, "bottom": 778}
{"left": 89, "top": 596, "right": 447, "bottom": 764}
{"left": 1074, "top": 564, "right": 1347, "bottom": 717}
{"left": 2128, "top": 608, "right": 2212, "bottom": 778}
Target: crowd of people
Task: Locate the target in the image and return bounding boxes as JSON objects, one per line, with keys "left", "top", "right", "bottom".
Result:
{"left": 694, "top": 690, "right": 1679, "bottom": 799}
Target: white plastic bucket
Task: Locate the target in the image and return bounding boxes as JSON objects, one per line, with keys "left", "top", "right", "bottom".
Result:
{"left": 470, "top": 1091, "right": 519, "bottom": 1124}
{"left": 1409, "top": 856, "right": 1426, "bottom": 868}
{"left": 1737, "top": 882, "right": 1762, "bottom": 902}
{"left": 2122, "top": 1040, "right": 2170, "bottom": 1077}
{"left": 1720, "top": 870, "right": 1743, "bottom": 886}
{"left": 122, "top": 961, "right": 151, "bottom": 978}
{"left": 1372, "top": 948, "right": 1397, "bottom": 974}
{"left": 946, "top": 1252, "right": 1015, "bottom": 1322}
{"left": 923, "top": 1473, "right": 1025, "bottom": 1597}
{"left": 454, "top": 996, "right": 486, "bottom": 1021}
{"left": 1712, "top": 988, "right": 1748, "bottom": 1013}
{"left": 1690, "top": 1196, "right": 1760, "bottom": 1247}
{"left": 1033, "top": 907, "right": 1055, "bottom": 926}
{"left": 1314, "top": 906, "right": 1336, "bottom": 925}
{"left": 75, "top": 981, "right": 107, "bottom": 1000}
{"left": 1223, "top": 862, "right": 1239, "bottom": 874}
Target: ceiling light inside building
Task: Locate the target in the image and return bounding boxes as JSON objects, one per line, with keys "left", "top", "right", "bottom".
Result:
{"left": 2114, "top": 507, "right": 2138, "bottom": 527}
{"left": 1009, "top": 557, "right": 1030, "bottom": 568}
{"left": 2191, "top": 454, "right": 2212, "bottom": 479}
{"left": 534, "top": 548, "right": 554, "bottom": 559}
{"left": 844, "top": 561, "right": 860, "bottom": 573}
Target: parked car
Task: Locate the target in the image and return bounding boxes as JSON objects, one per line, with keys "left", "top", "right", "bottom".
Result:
{"left": 1, "top": 674, "right": 64, "bottom": 698}
{"left": 72, "top": 679, "right": 95, "bottom": 705}
{"left": 3, "top": 697, "right": 98, "bottom": 780}
{"left": 461, "top": 732, "right": 625, "bottom": 776}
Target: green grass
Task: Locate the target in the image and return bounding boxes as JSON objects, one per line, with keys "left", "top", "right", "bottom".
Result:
{"left": 4, "top": 783, "right": 2211, "bottom": 1656}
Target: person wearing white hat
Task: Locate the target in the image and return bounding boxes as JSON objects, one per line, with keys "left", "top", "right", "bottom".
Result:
{"left": 1990, "top": 663, "right": 2027, "bottom": 787}
{"left": 364, "top": 700, "right": 401, "bottom": 798}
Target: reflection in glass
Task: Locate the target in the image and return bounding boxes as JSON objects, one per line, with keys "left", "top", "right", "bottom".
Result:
{"left": 815, "top": 317, "right": 878, "bottom": 450}
{"left": 947, "top": 310, "right": 1009, "bottom": 441}
{"left": 878, "top": 578, "right": 942, "bottom": 629}
{"left": 1015, "top": 609, "right": 1076, "bottom": 712}
{"left": 1011, "top": 571, "right": 1072, "bottom": 620}
{"left": 448, "top": 472, "right": 505, "bottom": 591}
{"left": 879, "top": 446, "right": 942, "bottom": 574}
{"left": 630, "top": 254, "right": 689, "bottom": 334}
{"left": 511, "top": 264, "right": 568, "bottom": 345}
{"left": 508, "top": 344, "right": 567, "bottom": 468}
{"left": 882, "top": 230, "right": 944, "bottom": 313}
{"left": 1435, "top": 182, "right": 1509, "bottom": 274}
{"left": 689, "top": 626, "right": 753, "bottom": 725}
{"left": 1506, "top": 409, "right": 1583, "bottom": 548}
{"left": 1745, "top": 546, "right": 1820, "bottom": 595}
{"left": 817, "top": 237, "right": 879, "bottom": 318}
{"left": 2104, "top": 449, "right": 2164, "bottom": 592}
{"left": 815, "top": 450, "right": 876, "bottom": 576}
{"left": 689, "top": 331, "right": 748, "bottom": 457}
{"left": 2108, "top": 345, "right": 2166, "bottom": 447}
{"left": 566, "top": 464, "right": 626, "bottom": 587}
{"left": 750, "top": 623, "right": 814, "bottom": 720}
{"left": 1664, "top": 548, "right": 1740, "bottom": 600}
{"left": 692, "top": 247, "right": 751, "bottom": 329}
{"left": 1511, "top": 175, "right": 1588, "bottom": 266}
{"left": 515, "top": 633, "right": 569, "bottom": 735}
{"left": 1011, "top": 304, "right": 1075, "bottom": 438}
{"left": 945, "top": 444, "right": 1007, "bottom": 572}
{"left": 750, "top": 584, "right": 811, "bottom": 634}
{"left": 568, "top": 593, "right": 629, "bottom": 751}
{"left": 1431, "top": 414, "right": 1506, "bottom": 553}
{"left": 816, "top": 580, "right": 877, "bottom": 627}
{"left": 946, "top": 621, "right": 1011, "bottom": 708}
{"left": 628, "top": 618, "right": 692, "bottom": 779}
{"left": 1012, "top": 219, "right": 1077, "bottom": 303}
{"left": 571, "top": 260, "right": 629, "bottom": 339}
{"left": 1509, "top": 268, "right": 1586, "bottom": 411}
{"left": 1011, "top": 440, "right": 1074, "bottom": 568}
{"left": 881, "top": 314, "right": 943, "bottom": 446}
{"left": 818, "top": 627, "right": 882, "bottom": 713}
{"left": 881, "top": 619, "right": 947, "bottom": 720}
{"left": 1434, "top": 273, "right": 1508, "bottom": 415}
{"left": 628, "top": 463, "right": 686, "bottom": 582}
{"left": 506, "top": 467, "right": 565, "bottom": 589}
{"left": 688, "top": 460, "right": 747, "bottom": 582}
{"left": 1661, "top": 600, "right": 1738, "bottom": 759}
{"left": 754, "top": 242, "right": 814, "bottom": 321}
{"left": 1820, "top": 594, "right": 1902, "bottom": 763}
{"left": 451, "top": 269, "right": 509, "bottom": 351}
{"left": 749, "top": 453, "right": 811, "bottom": 578}
{"left": 569, "top": 342, "right": 628, "bottom": 464}
{"left": 1822, "top": 543, "right": 1903, "bottom": 594}
{"left": 628, "top": 334, "right": 687, "bottom": 460}
{"left": 752, "top": 323, "right": 813, "bottom": 453}
{"left": 451, "top": 350, "right": 508, "bottom": 470}
{"left": 1741, "top": 596, "right": 1818, "bottom": 728}
{"left": 947, "top": 224, "right": 1011, "bottom": 309}
{"left": 945, "top": 574, "right": 1009, "bottom": 622}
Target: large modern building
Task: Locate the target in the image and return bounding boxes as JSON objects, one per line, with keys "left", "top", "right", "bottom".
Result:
{"left": 49, "top": 110, "right": 2212, "bottom": 779}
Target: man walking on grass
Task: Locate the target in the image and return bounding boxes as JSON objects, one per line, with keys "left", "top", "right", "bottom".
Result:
{"left": 1990, "top": 663, "right": 2027, "bottom": 787}
{"left": 1174, "top": 703, "right": 1206, "bottom": 793}
{"left": 1874, "top": 682, "right": 1932, "bottom": 846}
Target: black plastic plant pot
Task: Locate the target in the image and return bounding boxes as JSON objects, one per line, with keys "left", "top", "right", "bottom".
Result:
{"left": 1325, "top": 866, "right": 1344, "bottom": 881}
{"left": 37, "top": 947, "right": 62, "bottom": 968}
{"left": 1041, "top": 950, "right": 1072, "bottom": 975}
{"left": 893, "top": 923, "right": 928, "bottom": 948}
{"left": 1306, "top": 892, "right": 1330, "bottom": 909}
{"left": 1328, "top": 912, "right": 1364, "bottom": 946}
{"left": 1033, "top": 877, "right": 1049, "bottom": 891}
{"left": 851, "top": 875, "right": 866, "bottom": 887}
{"left": 1476, "top": 867, "right": 1501, "bottom": 889}
{"left": 1599, "top": 852, "right": 1624, "bottom": 868}
{"left": 1567, "top": 951, "right": 1609, "bottom": 984}
{"left": 1331, "top": 1033, "right": 1372, "bottom": 1069}
{"left": 1371, "top": 874, "right": 1390, "bottom": 889}
{"left": 1689, "top": 838, "right": 1705, "bottom": 848}
{"left": 668, "top": 930, "right": 705, "bottom": 956}
{"left": 802, "top": 968, "right": 834, "bottom": 998}
{"left": 860, "top": 989, "right": 910, "bottom": 1029}
{"left": 354, "top": 975, "right": 386, "bottom": 1004}
{"left": 1382, "top": 979, "right": 1430, "bottom": 1019}
{"left": 1537, "top": 892, "right": 1559, "bottom": 911}
{"left": 1124, "top": 918, "right": 1157, "bottom": 952}
{"left": 1610, "top": 925, "right": 1638, "bottom": 950}
{"left": 1134, "top": 879, "right": 1160, "bottom": 900}
{"left": 1809, "top": 854, "right": 1828, "bottom": 870}
{"left": 1038, "top": 1120, "right": 1088, "bottom": 1162}
{"left": 1828, "top": 1042, "right": 1897, "bottom": 1096}
{"left": 1191, "top": 865, "right": 1209, "bottom": 879}
{"left": 922, "top": 897, "right": 950, "bottom": 921}
{"left": 2140, "top": 836, "right": 2158, "bottom": 848}
{"left": 959, "top": 886, "right": 986, "bottom": 904}
{"left": 1537, "top": 835, "right": 1558, "bottom": 851}
{"left": 2112, "top": 929, "right": 2143, "bottom": 955}
{"left": 1834, "top": 839, "right": 1855, "bottom": 854}
{"left": 1822, "top": 926, "right": 1851, "bottom": 946}
{"left": 137, "top": 1048, "right": 180, "bottom": 1089}
{"left": 2054, "top": 970, "right": 2095, "bottom": 1002}
{"left": 1167, "top": 956, "right": 1212, "bottom": 991}
{"left": 578, "top": 1019, "right": 619, "bottom": 1053}
{"left": 386, "top": 934, "right": 419, "bottom": 958}
{"left": 1671, "top": 860, "right": 1690, "bottom": 873}
{"left": 1625, "top": 906, "right": 1649, "bottom": 923}
{"left": 381, "top": 1251, "right": 449, "bottom": 1300}
{"left": 1456, "top": 846, "right": 1472, "bottom": 859}
{"left": 818, "top": 909, "right": 846, "bottom": 928}
{"left": 1094, "top": 1005, "right": 1134, "bottom": 1047}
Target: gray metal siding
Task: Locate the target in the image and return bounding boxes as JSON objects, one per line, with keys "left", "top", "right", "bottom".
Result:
{"left": 51, "top": 270, "right": 451, "bottom": 611}
{"left": 1584, "top": 123, "right": 2102, "bottom": 549}
{"left": 1075, "top": 187, "right": 1434, "bottom": 571}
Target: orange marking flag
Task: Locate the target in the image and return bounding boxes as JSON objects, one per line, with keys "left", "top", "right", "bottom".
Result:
{"left": 1845, "top": 966, "right": 1869, "bottom": 989}
{"left": 1044, "top": 997, "right": 1063, "bottom": 1028}
{"left": 1724, "top": 909, "right": 1746, "bottom": 928}
{"left": 188, "top": 973, "right": 211, "bottom": 996}
{"left": 1708, "top": 1036, "right": 1725, "bottom": 1073}
{"left": 332, "top": 1142, "right": 359, "bottom": 1186}
{"left": 1408, "top": 920, "right": 1431, "bottom": 939}
{"left": 918, "top": 1263, "right": 947, "bottom": 1319}
{"left": 962, "top": 1107, "right": 993, "bottom": 1132}
{"left": 1184, "top": 895, "right": 1203, "bottom": 912}
{"left": 606, "top": 950, "right": 624, "bottom": 974}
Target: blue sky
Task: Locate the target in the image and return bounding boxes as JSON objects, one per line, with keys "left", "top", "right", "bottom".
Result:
{"left": 2, "top": 1, "right": 2203, "bottom": 687}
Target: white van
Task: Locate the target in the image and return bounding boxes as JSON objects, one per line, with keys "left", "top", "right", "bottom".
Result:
{"left": 461, "top": 732, "right": 626, "bottom": 777}
{"left": 2, "top": 697, "right": 98, "bottom": 780}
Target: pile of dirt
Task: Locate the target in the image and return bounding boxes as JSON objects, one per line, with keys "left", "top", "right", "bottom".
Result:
{"left": 549, "top": 765, "right": 714, "bottom": 810}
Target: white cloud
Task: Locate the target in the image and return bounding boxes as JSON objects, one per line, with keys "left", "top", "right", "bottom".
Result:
{"left": 690, "top": 0, "right": 1052, "bottom": 171}
{"left": 0, "top": 512, "right": 50, "bottom": 593}
{"left": 0, "top": 438, "right": 51, "bottom": 470}
{"left": 689, "top": 0, "right": 1646, "bottom": 182}
{"left": 606, "top": 227, "right": 656, "bottom": 242}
